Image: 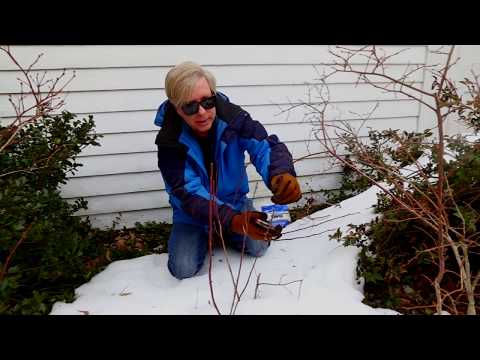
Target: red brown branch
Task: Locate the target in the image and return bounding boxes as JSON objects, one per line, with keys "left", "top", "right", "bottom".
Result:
{"left": 208, "top": 163, "right": 221, "bottom": 315}
{"left": 0, "top": 222, "right": 35, "bottom": 282}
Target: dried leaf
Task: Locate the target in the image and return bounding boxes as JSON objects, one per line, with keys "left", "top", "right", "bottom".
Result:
{"left": 105, "top": 248, "right": 112, "bottom": 262}
{"left": 115, "top": 238, "right": 127, "bottom": 251}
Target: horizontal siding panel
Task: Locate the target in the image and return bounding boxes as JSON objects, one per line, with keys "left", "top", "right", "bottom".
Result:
{"left": 0, "top": 83, "right": 421, "bottom": 117}
{"left": 69, "top": 144, "right": 329, "bottom": 179}
{"left": 0, "top": 45, "right": 426, "bottom": 70}
{"left": 72, "top": 152, "right": 158, "bottom": 177}
{"left": 73, "top": 173, "right": 341, "bottom": 216}
{"left": 66, "top": 156, "right": 343, "bottom": 199}
{"left": 62, "top": 171, "right": 163, "bottom": 198}
{"left": 77, "top": 117, "right": 418, "bottom": 157}
{"left": 0, "top": 64, "right": 425, "bottom": 93}
{"left": 69, "top": 117, "right": 417, "bottom": 178}
{"left": 62, "top": 172, "right": 149, "bottom": 199}
{"left": 74, "top": 190, "right": 170, "bottom": 216}
{"left": 61, "top": 155, "right": 340, "bottom": 198}
{"left": 0, "top": 100, "right": 419, "bottom": 133}
{"left": 96, "top": 99, "right": 417, "bottom": 132}
{"left": 69, "top": 141, "right": 327, "bottom": 178}
{"left": 82, "top": 208, "right": 174, "bottom": 229}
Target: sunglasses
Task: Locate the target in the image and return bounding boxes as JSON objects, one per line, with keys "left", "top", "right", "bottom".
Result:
{"left": 181, "top": 95, "right": 216, "bottom": 116}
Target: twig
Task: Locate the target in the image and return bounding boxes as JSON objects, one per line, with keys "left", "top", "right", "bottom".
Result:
{"left": 254, "top": 273, "right": 304, "bottom": 300}
{"left": 282, "top": 212, "right": 361, "bottom": 235}
{"left": 277, "top": 228, "right": 337, "bottom": 242}
{"left": 208, "top": 163, "right": 221, "bottom": 315}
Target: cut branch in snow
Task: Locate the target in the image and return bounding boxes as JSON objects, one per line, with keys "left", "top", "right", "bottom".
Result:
{"left": 282, "top": 212, "right": 361, "bottom": 235}
{"left": 277, "top": 228, "right": 338, "bottom": 242}
{"left": 254, "top": 273, "right": 303, "bottom": 300}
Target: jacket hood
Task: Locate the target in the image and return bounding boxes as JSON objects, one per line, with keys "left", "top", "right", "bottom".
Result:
{"left": 154, "top": 99, "right": 170, "bottom": 127}
{"left": 153, "top": 92, "right": 230, "bottom": 128}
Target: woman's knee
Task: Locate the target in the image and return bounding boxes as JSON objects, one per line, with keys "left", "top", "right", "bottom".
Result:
{"left": 167, "top": 222, "right": 207, "bottom": 279}
{"left": 168, "top": 256, "right": 202, "bottom": 279}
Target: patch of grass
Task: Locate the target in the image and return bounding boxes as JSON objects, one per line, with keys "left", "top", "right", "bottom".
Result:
{"left": 289, "top": 197, "right": 329, "bottom": 222}
{"left": 84, "top": 221, "right": 172, "bottom": 272}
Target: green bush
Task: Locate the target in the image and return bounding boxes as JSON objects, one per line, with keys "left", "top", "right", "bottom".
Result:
{"left": 330, "top": 133, "right": 480, "bottom": 314}
{"left": 0, "top": 111, "right": 103, "bottom": 314}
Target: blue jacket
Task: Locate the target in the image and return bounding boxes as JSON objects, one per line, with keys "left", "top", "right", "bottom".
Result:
{"left": 154, "top": 92, "right": 296, "bottom": 230}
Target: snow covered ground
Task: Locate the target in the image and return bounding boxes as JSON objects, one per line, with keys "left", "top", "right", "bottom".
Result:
{"left": 51, "top": 185, "right": 400, "bottom": 315}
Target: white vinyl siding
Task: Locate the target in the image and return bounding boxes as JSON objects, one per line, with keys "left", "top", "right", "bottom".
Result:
{"left": 0, "top": 45, "right": 430, "bottom": 228}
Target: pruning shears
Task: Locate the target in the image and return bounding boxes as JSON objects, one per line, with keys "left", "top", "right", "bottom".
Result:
{"left": 254, "top": 218, "right": 283, "bottom": 240}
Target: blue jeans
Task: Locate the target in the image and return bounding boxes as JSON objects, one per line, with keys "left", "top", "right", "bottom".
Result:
{"left": 167, "top": 200, "right": 270, "bottom": 279}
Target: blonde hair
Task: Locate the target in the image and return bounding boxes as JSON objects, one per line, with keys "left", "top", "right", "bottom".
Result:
{"left": 165, "top": 61, "right": 216, "bottom": 107}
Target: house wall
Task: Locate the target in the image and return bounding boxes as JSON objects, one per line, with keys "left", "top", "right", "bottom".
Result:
{"left": 1, "top": 45, "right": 437, "bottom": 228}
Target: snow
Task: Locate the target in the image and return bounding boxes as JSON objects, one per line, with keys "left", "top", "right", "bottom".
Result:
{"left": 51, "top": 138, "right": 477, "bottom": 314}
{"left": 50, "top": 185, "right": 400, "bottom": 315}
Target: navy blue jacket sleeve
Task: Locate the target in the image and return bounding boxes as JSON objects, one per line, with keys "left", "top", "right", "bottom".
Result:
{"left": 225, "top": 110, "right": 296, "bottom": 190}
{"left": 157, "top": 143, "right": 239, "bottom": 229}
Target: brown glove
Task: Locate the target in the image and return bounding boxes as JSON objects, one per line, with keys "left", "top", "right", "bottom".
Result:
{"left": 230, "top": 211, "right": 281, "bottom": 241}
{"left": 270, "top": 173, "right": 302, "bottom": 204}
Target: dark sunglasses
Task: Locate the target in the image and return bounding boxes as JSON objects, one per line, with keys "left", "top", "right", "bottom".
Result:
{"left": 181, "top": 95, "right": 216, "bottom": 116}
